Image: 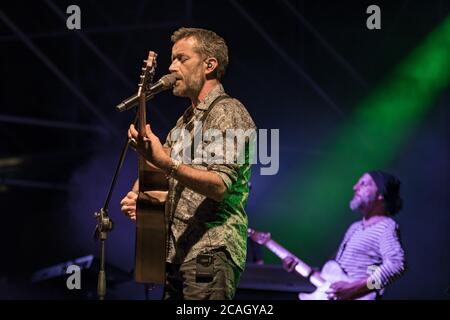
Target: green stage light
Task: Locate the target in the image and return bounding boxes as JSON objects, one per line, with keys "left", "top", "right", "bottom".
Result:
{"left": 259, "top": 16, "right": 450, "bottom": 265}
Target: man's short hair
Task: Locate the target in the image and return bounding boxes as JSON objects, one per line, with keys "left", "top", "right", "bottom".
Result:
{"left": 171, "top": 27, "right": 229, "bottom": 80}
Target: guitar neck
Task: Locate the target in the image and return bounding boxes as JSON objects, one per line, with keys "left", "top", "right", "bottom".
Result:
{"left": 264, "top": 239, "right": 326, "bottom": 287}
{"left": 138, "top": 88, "right": 147, "bottom": 134}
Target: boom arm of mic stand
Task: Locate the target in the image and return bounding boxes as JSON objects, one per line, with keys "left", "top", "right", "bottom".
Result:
{"left": 116, "top": 90, "right": 156, "bottom": 112}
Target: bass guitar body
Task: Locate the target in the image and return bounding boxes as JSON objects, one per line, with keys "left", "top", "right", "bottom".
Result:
{"left": 298, "top": 260, "right": 377, "bottom": 300}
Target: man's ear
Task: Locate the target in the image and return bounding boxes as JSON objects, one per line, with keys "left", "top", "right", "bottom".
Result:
{"left": 205, "top": 58, "right": 218, "bottom": 76}
{"left": 377, "top": 193, "right": 384, "bottom": 201}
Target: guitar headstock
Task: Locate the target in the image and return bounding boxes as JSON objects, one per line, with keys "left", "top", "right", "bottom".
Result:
{"left": 247, "top": 228, "right": 271, "bottom": 245}
{"left": 138, "top": 51, "right": 157, "bottom": 94}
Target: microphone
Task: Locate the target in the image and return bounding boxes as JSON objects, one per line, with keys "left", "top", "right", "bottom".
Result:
{"left": 116, "top": 73, "right": 179, "bottom": 112}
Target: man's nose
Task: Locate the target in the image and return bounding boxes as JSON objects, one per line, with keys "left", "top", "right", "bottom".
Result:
{"left": 169, "top": 61, "right": 178, "bottom": 73}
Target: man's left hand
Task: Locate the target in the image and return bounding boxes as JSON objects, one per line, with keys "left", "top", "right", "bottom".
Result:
{"left": 128, "top": 123, "right": 172, "bottom": 170}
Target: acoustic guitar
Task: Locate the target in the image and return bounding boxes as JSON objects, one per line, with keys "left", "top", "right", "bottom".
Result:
{"left": 134, "top": 51, "right": 168, "bottom": 284}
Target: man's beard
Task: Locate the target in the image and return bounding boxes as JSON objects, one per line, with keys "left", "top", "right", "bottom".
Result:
{"left": 349, "top": 193, "right": 377, "bottom": 212}
{"left": 173, "top": 73, "right": 204, "bottom": 98}
{"left": 349, "top": 195, "right": 363, "bottom": 212}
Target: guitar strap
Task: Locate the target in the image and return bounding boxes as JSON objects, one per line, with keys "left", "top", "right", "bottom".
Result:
{"left": 335, "top": 224, "right": 360, "bottom": 264}
{"left": 185, "top": 94, "right": 231, "bottom": 162}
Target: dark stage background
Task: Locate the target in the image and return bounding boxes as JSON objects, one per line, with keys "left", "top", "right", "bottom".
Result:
{"left": 0, "top": 0, "right": 449, "bottom": 299}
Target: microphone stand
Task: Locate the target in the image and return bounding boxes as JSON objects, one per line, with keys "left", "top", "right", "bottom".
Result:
{"left": 93, "top": 113, "right": 138, "bottom": 300}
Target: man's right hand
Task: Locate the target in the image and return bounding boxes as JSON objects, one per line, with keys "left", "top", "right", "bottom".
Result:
{"left": 282, "top": 256, "right": 298, "bottom": 272}
{"left": 120, "top": 191, "right": 137, "bottom": 221}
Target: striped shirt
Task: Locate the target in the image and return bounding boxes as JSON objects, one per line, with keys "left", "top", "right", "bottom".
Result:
{"left": 335, "top": 217, "right": 406, "bottom": 292}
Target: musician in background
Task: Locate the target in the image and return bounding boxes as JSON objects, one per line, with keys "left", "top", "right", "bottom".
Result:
{"left": 283, "top": 171, "right": 406, "bottom": 300}
{"left": 120, "top": 27, "right": 256, "bottom": 300}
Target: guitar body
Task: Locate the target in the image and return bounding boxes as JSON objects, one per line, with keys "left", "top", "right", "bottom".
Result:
{"left": 134, "top": 51, "right": 167, "bottom": 284}
{"left": 298, "top": 260, "right": 377, "bottom": 300}
{"left": 134, "top": 168, "right": 167, "bottom": 284}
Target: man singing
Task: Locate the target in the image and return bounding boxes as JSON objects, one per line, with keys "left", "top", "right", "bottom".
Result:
{"left": 120, "top": 28, "right": 256, "bottom": 300}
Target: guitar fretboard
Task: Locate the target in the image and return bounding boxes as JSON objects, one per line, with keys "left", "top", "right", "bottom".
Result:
{"left": 264, "top": 239, "right": 326, "bottom": 287}
{"left": 265, "top": 239, "right": 312, "bottom": 277}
